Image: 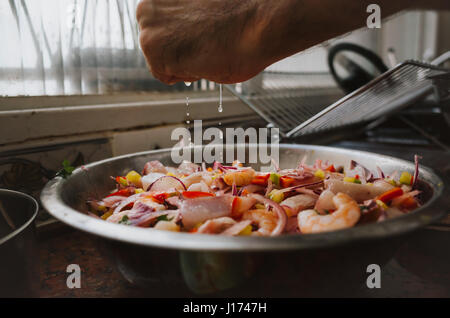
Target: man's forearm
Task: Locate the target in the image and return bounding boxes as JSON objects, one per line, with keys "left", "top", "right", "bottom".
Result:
{"left": 254, "top": 0, "right": 450, "bottom": 69}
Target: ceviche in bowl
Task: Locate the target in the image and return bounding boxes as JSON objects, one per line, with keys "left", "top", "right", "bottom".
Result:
{"left": 87, "top": 153, "right": 428, "bottom": 237}
{"left": 41, "top": 144, "right": 448, "bottom": 294}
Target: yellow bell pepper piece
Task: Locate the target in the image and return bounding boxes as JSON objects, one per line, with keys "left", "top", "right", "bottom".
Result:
{"left": 101, "top": 210, "right": 113, "bottom": 220}
{"left": 386, "top": 178, "right": 397, "bottom": 186}
{"left": 239, "top": 224, "right": 253, "bottom": 236}
{"left": 399, "top": 172, "right": 413, "bottom": 185}
{"left": 344, "top": 176, "right": 361, "bottom": 184}
{"left": 269, "top": 190, "right": 284, "bottom": 203}
{"left": 270, "top": 172, "right": 280, "bottom": 186}
{"left": 314, "top": 169, "right": 325, "bottom": 179}
{"left": 126, "top": 170, "right": 141, "bottom": 186}
{"left": 376, "top": 200, "right": 388, "bottom": 210}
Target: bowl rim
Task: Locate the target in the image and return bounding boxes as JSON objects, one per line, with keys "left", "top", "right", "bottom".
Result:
{"left": 0, "top": 189, "right": 39, "bottom": 246}
{"left": 40, "top": 144, "right": 449, "bottom": 252}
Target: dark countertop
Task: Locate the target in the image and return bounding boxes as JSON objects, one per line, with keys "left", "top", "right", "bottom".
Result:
{"left": 38, "top": 225, "right": 450, "bottom": 298}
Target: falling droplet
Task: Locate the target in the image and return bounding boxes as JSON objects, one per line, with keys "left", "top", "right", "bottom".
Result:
{"left": 185, "top": 96, "right": 190, "bottom": 124}
{"left": 218, "top": 84, "right": 223, "bottom": 113}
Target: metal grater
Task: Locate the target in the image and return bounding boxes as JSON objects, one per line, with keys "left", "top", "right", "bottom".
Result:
{"left": 226, "top": 61, "right": 448, "bottom": 138}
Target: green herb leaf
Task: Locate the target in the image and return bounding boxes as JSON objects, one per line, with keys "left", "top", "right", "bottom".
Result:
{"left": 56, "top": 160, "right": 75, "bottom": 179}
{"left": 359, "top": 205, "right": 369, "bottom": 212}
{"left": 119, "top": 215, "right": 131, "bottom": 225}
{"left": 156, "top": 214, "right": 173, "bottom": 222}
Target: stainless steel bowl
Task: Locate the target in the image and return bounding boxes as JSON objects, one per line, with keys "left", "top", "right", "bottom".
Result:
{"left": 41, "top": 144, "right": 449, "bottom": 296}
{"left": 0, "top": 189, "right": 39, "bottom": 297}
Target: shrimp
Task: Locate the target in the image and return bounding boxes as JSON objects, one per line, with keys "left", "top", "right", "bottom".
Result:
{"left": 297, "top": 193, "right": 360, "bottom": 234}
{"left": 196, "top": 217, "right": 236, "bottom": 234}
{"left": 313, "top": 189, "right": 335, "bottom": 214}
{"left": 223, "top": 168, "right": 255, "bottom": 186}
{"left": 242, "top": 209, "right": 277, "bottom": 236}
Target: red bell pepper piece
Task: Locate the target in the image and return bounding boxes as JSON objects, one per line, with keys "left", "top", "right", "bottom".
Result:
{"left": 151, "top": 192, "right": 170, "bottom": 203}
{"left": 280, "top": 176, "right": 294, "bottom": 188}
{"left": 325, "top": 165, "right": 336, "bottom": 172}
{"left": 377, "top": 187, "right": 403, "bottom": 203}
{"left": 251, "top": 174, "right": 270, "bottom": 186}
{"left": 106, "top": 188, "right": 134, "bottom": 197}
{"left": 182, "top": 191, "right": 214, "bottom": 199}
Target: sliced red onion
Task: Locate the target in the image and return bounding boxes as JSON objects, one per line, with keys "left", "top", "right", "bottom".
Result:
{"left": 137, "top": 211, "right": 180, "bottom": 227}
{"left": 376, "top": 166, "right": 385, "bottom": 179}
{"left": 285, "top": 173, "right": 313, "bottom": 180}
{"left": 350, "top": 160, "right": 373, "bottom": 182}
{"left": 295, "top": 187, "right": 319, "bottom": 198}
{"left": 238, "top": 184, "right": 265, "bottom": 196}
{"left": 141, "top": 172, "right": 166, "bottom": 190}
{"left": 148, "top": 175, "right": 187, "bottom": 192}
{"left": 231, "top": 182, "right": 238, "bottom": 196}
{"left": 265, "top": 178, "right": 273, "bottom": 197}
{"left": 388, "top": 170, "right": 399, "bottom": 179}
{"left": 102, "top": 195, "right": 128, "bottom": 207}
{"left": 113, "top": 193, "right": 144, "bottom": 214}
{"left": 249, "top": 194, "right": 287, "bottom": 236}
{"left": 213, "top": 161, "right": 238, "bottom": 172}
{"left": 271, "top": 158, "right": 280, "bottom": 172}
{"left": 413, "top": 154, "right": 421, "bottom": 189}
{"left": 279, "top": 180, "right": 324, "bottom": 193}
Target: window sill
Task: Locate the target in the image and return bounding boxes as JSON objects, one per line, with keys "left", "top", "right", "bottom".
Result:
{"left": 0, "top": 91, "right": 252, "bottom": 146}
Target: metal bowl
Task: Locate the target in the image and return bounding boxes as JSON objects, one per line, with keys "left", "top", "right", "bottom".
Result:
{"left": 41, "top": 144, "right": 449, "bottom": 296}
{"left": 0, "top": 189, "right": 39, "bottom": 297}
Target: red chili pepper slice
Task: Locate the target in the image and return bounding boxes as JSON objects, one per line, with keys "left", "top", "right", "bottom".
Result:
{"left": 182, "top": 191, "right": 214, "bottom": 199}
{"left": 151, "top": 192, "right": 169, "bottom": 203}
{"left": 377, "top": 187, "right": 404, "bottom": 203}
{"left": 106, "top": 188, "right": 134, "bottom": 197}
{"left": 325, "top": 165, "right": 336, "bottom": 172}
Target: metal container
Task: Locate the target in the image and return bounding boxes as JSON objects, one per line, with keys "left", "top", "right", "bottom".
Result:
{"left": 0, "top": 189, "right": 39, "bottom": 297}
{"left": 41, "top": 144, "right": 449, "bottom": 296}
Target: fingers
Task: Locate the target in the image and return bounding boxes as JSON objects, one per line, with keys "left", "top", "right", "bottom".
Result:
{"left": 150, "top": 67, "right": 200, "bottom": 85}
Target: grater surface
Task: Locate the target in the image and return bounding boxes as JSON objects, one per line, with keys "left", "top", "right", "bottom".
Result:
{"left": 225, "top": 72, "right": 342, "bottom": 137}
{"left": 226, "top": 61, "right": 447, "bottom": 138}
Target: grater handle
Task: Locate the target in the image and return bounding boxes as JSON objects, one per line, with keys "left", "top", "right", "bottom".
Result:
{"left": 328, "top": 42, "right": 388, "bottom": 94}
